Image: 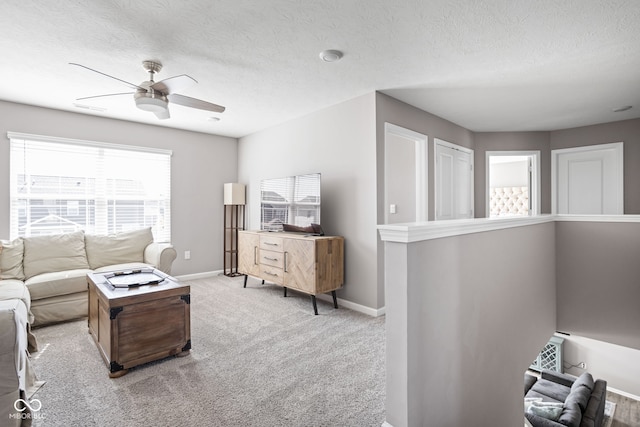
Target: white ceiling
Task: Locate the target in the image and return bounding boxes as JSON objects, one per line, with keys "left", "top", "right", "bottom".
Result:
{"left": 1, "top": 0, "right": 639, "bottom": 138}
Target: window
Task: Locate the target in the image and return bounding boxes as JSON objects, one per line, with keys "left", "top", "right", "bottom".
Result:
{"left": 260, "top": 173, "right": 321, "bottom": 231}
{"left": 8, "top": 132, "right": 172, "bottom": 242}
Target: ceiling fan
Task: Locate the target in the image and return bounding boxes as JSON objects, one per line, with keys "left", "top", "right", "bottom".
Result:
{"left": 70, "top": 60, "right": 225, "bottom": 119}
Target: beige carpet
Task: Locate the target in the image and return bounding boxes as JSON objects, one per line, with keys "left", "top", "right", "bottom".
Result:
{"left": 29, "top": 274, "right": 386, "bottom": 426}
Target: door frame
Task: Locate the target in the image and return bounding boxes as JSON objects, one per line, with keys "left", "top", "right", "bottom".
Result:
{"left": 384, "top": 123, "right": 428, "bottom": 223}
{"left": 551, "top": 142, "right": 624, "bottom": 214}
{"left": 485, "top": 150, "right": 541, "bottom": 217}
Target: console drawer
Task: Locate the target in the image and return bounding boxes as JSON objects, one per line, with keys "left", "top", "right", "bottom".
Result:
{"left": 260, "top": 265, "right": 284, "bottom": 285}
{"left": 260, "top": 235, "right": 284, "bottom": 252}
{"left": 260, "top": 249, "right": 284, "bottom": 268}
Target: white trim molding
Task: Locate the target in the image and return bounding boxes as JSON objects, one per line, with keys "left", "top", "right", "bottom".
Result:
{"left": 378, "top": 215, "right": 555, "bottom": 243}
{"left": 555, "top": 214, "right": 640, "bottom": 223}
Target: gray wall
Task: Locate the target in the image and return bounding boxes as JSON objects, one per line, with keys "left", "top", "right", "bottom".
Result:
{"left": 556, "top": 221, "right": 640, "bottom": 350}
{"left": 384, "top": 222, "right": 556, "bottom": 426}
{"left": 0, "top": 100, "right": 238, "bottom": 276}
{"left": 550, "top": 118, "right": 640, "bottom": 214}
{"left": 238, "top": 93, "right": 380, "bottom": 310}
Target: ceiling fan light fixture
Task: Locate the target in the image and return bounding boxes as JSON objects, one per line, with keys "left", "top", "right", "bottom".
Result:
{"left": 135, "top": 92, "right": 168, "bottom": 113}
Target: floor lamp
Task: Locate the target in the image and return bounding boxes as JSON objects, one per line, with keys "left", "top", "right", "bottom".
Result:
{"left": 223, "top": 183, "right": 245, "bottom": 277}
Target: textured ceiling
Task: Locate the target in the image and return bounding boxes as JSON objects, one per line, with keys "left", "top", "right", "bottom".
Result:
{"left": 1, "top": 0, "right": 639, "bottom": 138}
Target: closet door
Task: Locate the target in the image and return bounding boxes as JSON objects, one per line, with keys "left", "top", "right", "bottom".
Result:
{"left": 553, "top": 142, "right": 623, "bottom": 214}
{"left": 435, "top": 140, "right": 474, "bottom": 220}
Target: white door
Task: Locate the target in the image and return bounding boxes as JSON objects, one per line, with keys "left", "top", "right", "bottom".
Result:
{"left": 435, "top": 139, "right": 473, "bottom": 220}
{"left": 552, "top": 142, "right": 623, "bottom": 214}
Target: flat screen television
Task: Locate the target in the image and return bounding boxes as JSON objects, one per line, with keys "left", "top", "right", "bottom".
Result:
{"left": 260, "top": 173, "right": 322, "bottom": 233}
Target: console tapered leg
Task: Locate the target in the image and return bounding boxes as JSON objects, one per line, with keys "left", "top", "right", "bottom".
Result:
{"left": 243, "top": 275, "right": 248, "bottom": 288}
{"left": 331, "top": 290, "right": 338, "bottom": 309}
{"left": 283, "top": 287, "right": 287, "bottom": 297}
{"left": 311, "top": 295, "right": 318, "bottom": 315}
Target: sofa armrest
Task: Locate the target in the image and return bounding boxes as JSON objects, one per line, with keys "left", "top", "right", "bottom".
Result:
{"left": 583, "top": 380, "right": 607, "bottom": 426}
{"left": 540, "top": 370, "right": 575, "bottom": 388}
{"left": 144, "top": 243, "right": 177, "bottom": 274}
{"left": 525, "top": 373, "right": 537, "bottom": 395}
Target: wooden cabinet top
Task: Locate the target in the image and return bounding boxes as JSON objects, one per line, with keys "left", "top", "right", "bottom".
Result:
{"left": 240, "top": 230, "right": 343, "bottom": 242}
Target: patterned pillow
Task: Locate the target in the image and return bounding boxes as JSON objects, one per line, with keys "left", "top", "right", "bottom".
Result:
{"left": 527, "top": 401, "right": 563, "bottom": 421}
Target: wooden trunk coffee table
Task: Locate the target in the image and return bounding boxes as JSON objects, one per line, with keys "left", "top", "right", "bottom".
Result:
{"left": 87, "top": 268, "right": 191, "bottom": 378}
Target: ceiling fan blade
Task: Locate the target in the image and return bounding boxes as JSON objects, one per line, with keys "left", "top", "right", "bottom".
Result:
{"left": 168, "top": 93, "right": 225, "bottom": 113}
{"left": 154, "top": 108, "right": 170, "bottom": 120}
{"left": 69, "top": 63, "right": 145, "bottom": 91}
{"left": 151, "top": 75, "right": 196, "bottom": 95}
{"left": 76, "top": 92, "right": 134, "bottom": 101}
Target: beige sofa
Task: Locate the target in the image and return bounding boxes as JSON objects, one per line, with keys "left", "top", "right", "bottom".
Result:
{"left": 0, "top": 227, "right": 177, "bottom": 425}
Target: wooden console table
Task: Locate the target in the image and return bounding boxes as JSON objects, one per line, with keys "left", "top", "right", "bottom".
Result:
{"left": 238, "top": 231, "right": 344, "bottom": 314}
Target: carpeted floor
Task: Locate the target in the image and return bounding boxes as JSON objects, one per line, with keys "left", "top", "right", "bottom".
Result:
{"left": 29, "top": 274, "right": 386, "bottom": 426}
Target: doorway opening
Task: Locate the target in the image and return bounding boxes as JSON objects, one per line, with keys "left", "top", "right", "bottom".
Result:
{"left": 486, "top": 151, "right": 540, "bottom": 218}
{"left": 384, "top": 123, "right": 428, "bottom": 224}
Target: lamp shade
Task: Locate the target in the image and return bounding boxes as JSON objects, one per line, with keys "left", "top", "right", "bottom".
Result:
{"left": 224, "top": 183, "right": 246, "bottom": 205}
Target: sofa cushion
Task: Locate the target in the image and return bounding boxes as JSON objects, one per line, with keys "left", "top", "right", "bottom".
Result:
{"left": 531, "top": 378, "right": 572, "bottom": 402}
{"left": 557, "top": 400, "right": 582, "bottom": 427}
{"left": 570, "top": 372, "right": 594, "bottom": 393}
{"left": 85, "top": 228, "right": 153, "bottom": 270}
{"left": 0, "top": 279, "right": 31, "bottom": 312}
{"left": 25, "top": 269, "right": 91, "bottom": 300}
{"left": 23, "top": 231, "right": 90, "bottom": 279}
{"left": 0, "top": 238, "right": 25, "bottom": 281}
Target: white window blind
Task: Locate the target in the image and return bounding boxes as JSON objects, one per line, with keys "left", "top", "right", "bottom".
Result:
{"left": 8, "top": 133, "right": 171, "bottom": 242}
{"left": 260, "top": 173, "right": 320, "bottom": 231}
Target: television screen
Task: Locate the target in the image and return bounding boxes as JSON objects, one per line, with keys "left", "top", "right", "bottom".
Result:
{"left": 260, "top": 173, "right": 321, "bottom": 232}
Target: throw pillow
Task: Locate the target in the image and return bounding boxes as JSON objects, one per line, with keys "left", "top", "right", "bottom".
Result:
{"left": 524, "top": 397, "right": 543, "bottom": 412}
{"left": 85, "top": 227, "right": 153, "bottom": 269}
{"left": 0, "top": 238, "right": 25, "bottom": 280}
{"left": 570, "top": 372, "right": 594, "bottom": 393}
{"left": 527, "top": 401, "right": 563, "bottom": 421}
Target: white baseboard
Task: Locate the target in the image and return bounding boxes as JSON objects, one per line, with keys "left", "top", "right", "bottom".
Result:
{"left": 174, "top": 270, "right": 222, "bottom": 281}
{"left": 175, "top": 272, "right": 386, "bottom": 317}
{"left": 608, "top": 386, "right": 640, "bottom": 401}
{"left": 316, "top": 293, "right": 385, "bottom": 317}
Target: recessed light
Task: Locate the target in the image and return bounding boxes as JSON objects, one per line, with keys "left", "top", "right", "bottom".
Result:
{"left": 319, "top": 49, "right": 343, "bottom": 62}
{"left": 613, "top": 105, "right": 632, "bottom": 112}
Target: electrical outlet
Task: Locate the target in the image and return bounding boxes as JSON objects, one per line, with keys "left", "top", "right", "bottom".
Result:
{"left": 184, "top": 250, "right": 191, "bottom": 260}
{"left": 578, "top": 362, "right": 586, "bottom": 369}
